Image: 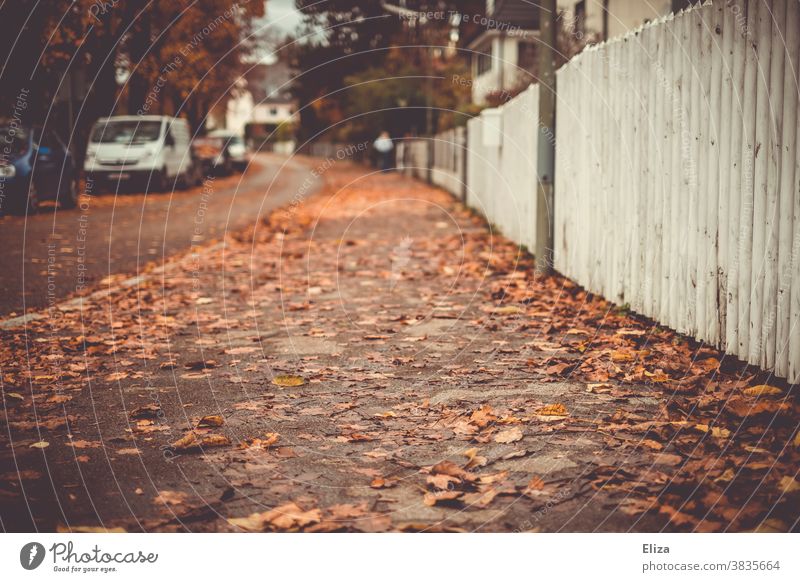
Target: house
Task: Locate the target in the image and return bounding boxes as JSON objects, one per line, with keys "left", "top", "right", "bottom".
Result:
{"left": 466, "top": 0, "right": 539, "bottom": 105}
{"left": 557, "top": 0, "right": 673, "bottom": 42}
{"left": 467, "top": 0, "right": 673, "bottom": 105}
{"left": 211, "top": 60, "right": 299, "bottom": 148}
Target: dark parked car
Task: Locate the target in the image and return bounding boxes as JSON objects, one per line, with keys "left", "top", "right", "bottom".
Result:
{"left": 0, "top": 124, "right": 78, "bottom": 215}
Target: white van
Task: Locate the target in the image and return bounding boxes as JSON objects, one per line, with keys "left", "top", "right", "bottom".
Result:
{"left": 84, "top": 115, "right": 193, "bottom": 191}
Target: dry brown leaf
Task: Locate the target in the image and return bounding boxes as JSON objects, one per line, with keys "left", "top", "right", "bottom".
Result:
{"left": 423, "top": 490, "right": 462, "bottom": 506}
{"left": 494, "top": 427, "right": 523, "bottom": 443}
{"left": 154, "top": 490, "right": 188, "bottom": 506}
{"left": 196, "top": 415, "right": 224, "bottom": 428}
{"left": 370, "top": 476, "right": 398, "bottom": 489}
{"left": 743, "top": 385, "right": 782, "bottom": 397}
{"left": 129, "top": 404, "right": 161, "bottom": 420}
{"left": 469, "top": 405, "right": 497, "bottom": 428}
{"left": 463, "top": 447, "right": 487, "bottom": 469}
{"left": 778, "top": 476, "right": 799, "bottom": 494}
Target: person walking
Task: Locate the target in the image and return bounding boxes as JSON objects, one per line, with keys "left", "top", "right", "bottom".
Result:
{"left": 373, "top": 131, "right": 394, "bottom": 172}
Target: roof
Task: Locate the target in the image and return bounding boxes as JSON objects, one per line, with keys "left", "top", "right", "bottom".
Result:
{"left": 244, "top": 61, "right": 295, "bottom": 105}
{"left": 463, "top": 0, "right": 540, "bottom": 47}
{"left": 93, "top": 115, "right": 178, "bottom": 123}
{"left": 490, "top": 0, "right": 540, "bottom": 29}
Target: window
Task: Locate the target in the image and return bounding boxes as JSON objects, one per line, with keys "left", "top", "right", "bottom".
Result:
{"left": 90, "top": 120, "right": 162, "bottom": 144}
{"left": 476, "top": 46, "right": 493, "bottom": 76}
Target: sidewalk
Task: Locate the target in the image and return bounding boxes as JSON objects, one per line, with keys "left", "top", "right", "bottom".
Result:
{"left": 1, "top": 163, "right": 796, "bottom": 532}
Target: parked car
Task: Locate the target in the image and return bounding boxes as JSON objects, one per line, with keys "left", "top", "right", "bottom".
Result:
{"left": 84, "top": 115, "right": 194, "bottom": 192}
{"left": 207, "top": 129, "right": 249, "bottom": 173}
{"left": 191, "top": 135, "right": 230, "bottom": 176}
{"left": 0, "top": 123, "right": 79, "bottom": 215}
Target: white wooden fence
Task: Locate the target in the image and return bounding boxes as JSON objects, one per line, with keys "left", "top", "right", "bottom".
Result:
{"left": 383, "top": 0, "right": 800, "bottom": 382}
{"left": 555, "top": 0, "right": 800, "bottom": 381}
{"left": 430, "top": 127, "right": 467, "bottom": 200}
{"left": 466, "top": 84, "right": 541, "bottom": 251}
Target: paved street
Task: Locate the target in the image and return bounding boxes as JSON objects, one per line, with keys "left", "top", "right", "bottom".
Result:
{"left": 0, "top": 153, "right": 318, "bottom": 318}
{"left": 1, "top": 163, "right": 794, "bottom": 533}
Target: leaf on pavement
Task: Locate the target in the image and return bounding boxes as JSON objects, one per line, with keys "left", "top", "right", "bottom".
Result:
{"left": 494, "top": 427, "right": 523, "bottom": 443}
{"left": 154, "top": 490, "right": 188, "bottom": 506}
{"left": 463, "top": 447, "right": 487, "bottom": 469}
{"left": 196, "top": 415, "right": 225, "bottom": 428}
{"left": 170, "top": 431, "right": 231, "bottom": 452}
{"left": 272, "top": 375, "right": 306, "bottom": 387}
{"left": 469, "top": 405, "right": 497, "bottom": 428}
{"left": 423, "top": 490, "right": 462, "bottom": 506}
{"left": 743, "top": 385, "right": 782, "bottom": 397}
{"left": 229, "top": 502, "right": 321, "bottom": 531}
{"left": 129, "top": 404, "right": 161, "bottom": 420}
{"left": 537, "top": 403, "right": 568, "bottom": 417}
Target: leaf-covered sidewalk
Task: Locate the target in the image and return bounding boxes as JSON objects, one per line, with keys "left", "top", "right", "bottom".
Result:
{"left": 1, "top": 164, "right": 798, "bottom": 532}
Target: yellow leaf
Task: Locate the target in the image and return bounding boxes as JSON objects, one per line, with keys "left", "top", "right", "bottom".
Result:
{"left": 714, "top": 468, "right": 735, "bottom": 483}
{"left": 272, "top": 375, "right": 305, "bottom": 387}
{"left": 5, "top": 392, "right": 24, "bottom": 400}
{"left": 743, "top": 385, "right": 782, "bottom": 397}
{"left": 196, "top": 415, "right": 224, "bottom": 428}
{"left": 537, "top": 403, "right": 568, "bottom": 416}
{"left": 695, "top": 424, "right": 731, "bottom": 438}
{"left": 495, "top": 305, "right": 522, "bottom": 315}
{"left": 106, "top": 372, "right": 128, "bottom": 382}
{"left": 30, "top": 441, "right": 49, "bottom": 449}
{"left": 201, "top": 434, "right": 231, "bottom": 447}
{"left": 778, "top": 476, "right": 800, "bottom": 494}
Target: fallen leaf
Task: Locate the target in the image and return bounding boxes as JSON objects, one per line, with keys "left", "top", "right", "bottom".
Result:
{"left": 743, "top": 385, "right": 782, "bottom": 397}
{"left": 526, "top": 476, "right": 545, "bottom": 491}
{"left": 30, "top": 441, "right": 49, "bottom": 449}
{"left": 494, "top": 427, "right": 523, "bottom": 443}
{"left": 423, "top": 490, "right": 462, "bottom": 506}
{"left": 695, "top": 424, "right": 731, "bottom": 438}
{"left": 537, "top": 403, "right": 568, "bottom": 417}
{"left": 430, "top": 460, "right": 473, "bottom": 481}
{"left": 272, "top": 375, "right": 306, "bottom": 387}
{"left": 106, "top": 372, "right": 129, "bottom": 382}
{"left": 170, "top": 431, "right": 230, "bottom": 452}
{"left": 229, "top": 502, "right": 321, "bottom": 531}
{"left": 154, "top": 490, "right": 188, "bottom": 506}
{"left": 778, "top": 476, "right": 799, "bottom": 494}
{"left": 470, "top": 405, "right": 497, "bottom": 428}
{"left": 196, "top": 415, "right": 224, "bottom": 428}
{"left": 370, "top": 476, "right": 398, "bottom": 489}
{"left": 463, "top": 447, "right": 487, "bottom": 469}
{"left": 129, "top": 404, "right": 161, "bottom": 420}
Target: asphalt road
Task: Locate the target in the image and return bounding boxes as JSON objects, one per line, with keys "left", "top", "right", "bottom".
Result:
{"left": 0, "top": 153, "right": 319, "bottom": 318}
